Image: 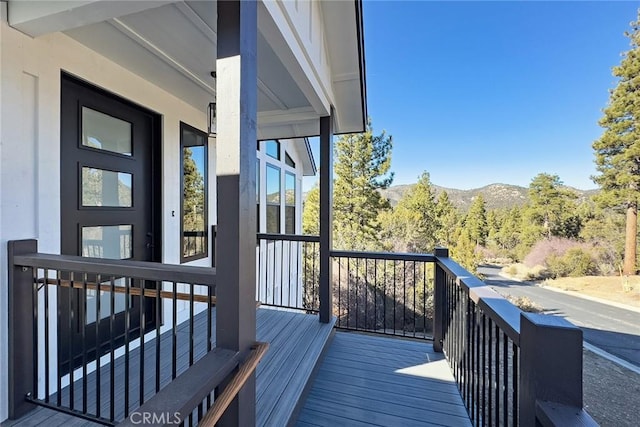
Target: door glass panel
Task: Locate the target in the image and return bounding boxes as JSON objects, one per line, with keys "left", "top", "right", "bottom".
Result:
{"left": 82, "top": 225, "right": 132, "bottom": 323}
{"left": 85, "top": 278, "right": 129, "bottom": 324}
{"left": 82, "top": 167, "right": 132, "bottom": 207}
{"left": 82, "top": 225, "right": 132, "bottom": 259}
{"left": 82, "top": 107, "right": 132, "bottom": 156}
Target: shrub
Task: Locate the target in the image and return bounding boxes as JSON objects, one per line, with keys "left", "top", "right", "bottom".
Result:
{"left": 504, "top": 264, "right": 519, "bottom": 276}
{"left": 525, "top": 264, "right": 550, "bottom": 280}
{"left": 523, "top": 237, "right": 580, "bottom": 268}
{"left": 547, "top": 247, "right": 597, "bottom": 278}
{"left": 501, "top": 263, "right": 549, "bottom": 281}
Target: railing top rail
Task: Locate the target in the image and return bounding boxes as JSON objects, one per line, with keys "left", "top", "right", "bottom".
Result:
{"left": 13, "top": 253, "right": 217, "bottom": 287}
{"left": 436, "top": 255, "right": 521, "bottom": 344}
{"left": 257, "top": 233, "right": 320, "bottom": 243}
{"left": 331, "top": 250, "right": 436, "bottom": 262}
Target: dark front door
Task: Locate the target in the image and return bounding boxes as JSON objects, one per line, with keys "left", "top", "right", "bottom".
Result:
{"left": 60, "top": 74, "right": 161, "bottom": 373}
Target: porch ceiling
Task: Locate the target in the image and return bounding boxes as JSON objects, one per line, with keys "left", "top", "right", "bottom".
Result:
{"left": 9, "top": 0, "right": 366, "bottom": 139}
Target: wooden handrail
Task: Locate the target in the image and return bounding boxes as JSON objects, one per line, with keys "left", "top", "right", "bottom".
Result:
{"left": 199, "top": 342, "right": 270, "bottom": 426}
{"left": 38, "top": 278, "right": 261, "bottom": 308}
{"left": 38, "top": 277, "right": 217, "bottom": 305}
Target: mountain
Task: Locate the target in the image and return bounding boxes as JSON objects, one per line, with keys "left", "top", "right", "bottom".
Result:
{"left": 379, "top": 183, "right": 598, "bottom": 211}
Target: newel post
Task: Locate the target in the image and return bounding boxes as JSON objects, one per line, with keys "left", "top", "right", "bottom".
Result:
{"left": 7, "top": 239, "right": 38, "bottom": 419}
{"left": 319, "top": 113, "right": 334, "bottom": 323}
{"left": 519, "top": 313, "right": 584, "bottom": 426}
{"left": 432, "top": 247, "right": 448, "bottom": 352}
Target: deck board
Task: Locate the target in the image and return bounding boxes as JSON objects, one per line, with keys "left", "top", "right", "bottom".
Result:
{"left": 295, "top": 332, "right": 472, "bottom": 427}
{"left": 3, "top": 308, "right": 334, "bottom": 427}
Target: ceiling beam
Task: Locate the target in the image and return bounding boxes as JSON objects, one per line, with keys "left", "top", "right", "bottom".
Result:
{"left": 8, "top": 0, "right": 175, "bottom": 37}
{"left": 109, "top": 17, "right": 215, "bottom": 95}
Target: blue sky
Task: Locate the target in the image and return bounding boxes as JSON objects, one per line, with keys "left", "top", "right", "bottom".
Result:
{"left": 306, "top": 0, "right": 640, "bottom": 191}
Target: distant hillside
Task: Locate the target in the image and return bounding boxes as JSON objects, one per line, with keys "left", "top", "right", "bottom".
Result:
{"left": 379, "top": 183, "right": 599, "bottom": 211}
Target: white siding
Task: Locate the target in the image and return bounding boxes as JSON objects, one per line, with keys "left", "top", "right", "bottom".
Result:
{"left": 0, "top": 17, "right": 211, "bottom": 421}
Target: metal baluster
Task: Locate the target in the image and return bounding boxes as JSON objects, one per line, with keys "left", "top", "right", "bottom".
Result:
{"left": 44, "top": 269, "right": 50, "bottom": 404}
{"left": 503, "top": 332, "right": 508, "bottom": 425}
{"left": 95, "top": 274, "right": 101, "bottom": 417}
{"left": 512, "top": 342, "right": 518, "bottom": 426}
{"left": 68, "top": 272, "right": 76, "bottom": 410}
{"left": 413, "top": 261, "right": 416, "bottom": 338}
{"left": 364, "top": 258, "right": 369, "bottom": 330}
{"left": 109, "top": 277, "right": 116, "bottom": 421}
{"left": 156, "top": 281, "right": 161, "bottom": 393}
{"left": 139, "top": 280, "right": 146, "bottom": 406}
{"left": 124, "top": 278, "right": 131, "bottom": 418}
{"left": 189, "top": 283, "right": 194, "bottom": 367}
{"left": 383, "top": 260, "right": 387, "bottom": 334}
{"left": 57, "top": 271, "right": 62, "bottom": 407}
{"left": 172, "top": 282, "right": 177, "bottom": 380}
{"left": 32, "top": 268, "right": 38, "bottom": 401}
{"left": 80, "top": 273, "right": 87, "bottom": 413}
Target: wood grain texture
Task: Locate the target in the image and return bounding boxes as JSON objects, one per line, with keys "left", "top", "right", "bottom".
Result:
{"left": 295, "top": 332, "right": 472, "bottom": 427}
{"left": 8, "top": 309, "right": 334, "bottom": 427}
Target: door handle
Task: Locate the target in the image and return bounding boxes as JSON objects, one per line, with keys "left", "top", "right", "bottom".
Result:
{"left": 146, "top": 232, "right": 155, "bottom": 249}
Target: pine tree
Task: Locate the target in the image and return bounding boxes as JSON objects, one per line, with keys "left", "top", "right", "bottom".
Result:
{"left": 183, "top": 147, "right": 205, "bottom": 232}
{"left": 528, "top": 173, "right": 578, "bottom": 240}
{"left": 333, "top": 120, "right": 394, "bottom": 250}
{"left": 495, "top": 206, "right": 523, "bottom": 254}
{"left": 593, "top": 12, "right": 640, "bottom": 274}
{"left": 465, "top": 195, "right": 488, "bottom": 246}
{"left": 435, "top": 191, "right": 459, "bottom": 249}
{"left": 391, "top": 172, "right": 439, "bottom": 253}
{"left": 302, "top": 185, "right": 320, "bottom": 235}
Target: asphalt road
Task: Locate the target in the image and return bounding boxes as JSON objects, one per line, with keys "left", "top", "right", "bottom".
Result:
{"left": 478, "top": 265, "right": 640, "bottom": 368}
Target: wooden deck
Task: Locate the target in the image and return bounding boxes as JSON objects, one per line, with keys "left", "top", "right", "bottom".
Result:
{"left": 4, "top": 308, "right": 334, "bottom": 427}
{"left": 295, "top": 332, "right": 472, "bottom": 427}
{"left": 5, "top": 312, "right": 473, "bottom": 427}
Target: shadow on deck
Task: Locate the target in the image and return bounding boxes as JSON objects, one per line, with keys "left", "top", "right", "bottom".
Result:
{"left": 296, "top": 332, "right": 471, "bottom": 427}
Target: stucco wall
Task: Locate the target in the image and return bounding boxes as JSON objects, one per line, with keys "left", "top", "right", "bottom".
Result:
{"left": 0, "top": 14, "right": 214, "bottom": 421}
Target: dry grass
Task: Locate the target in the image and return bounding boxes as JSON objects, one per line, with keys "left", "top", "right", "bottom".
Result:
{"left": 543, "top": 275, "right": 640, "bottom": 308}
{"left": 505, "top": 295, "right": 543, "bottom": 313}
{"left": 501, "top": 263, "right": 549, "bottom": 281}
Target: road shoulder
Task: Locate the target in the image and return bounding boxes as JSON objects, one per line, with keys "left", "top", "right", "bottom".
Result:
{"left": 498, "top": 272, "right": 640, "bottom": 314}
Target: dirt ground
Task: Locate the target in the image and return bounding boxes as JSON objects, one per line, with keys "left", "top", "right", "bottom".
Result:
{"left": 583, "top": 348, "right": 640, "bottom": 426}
{"left": 542, "top": 275, "right": 640, "bottom": 308}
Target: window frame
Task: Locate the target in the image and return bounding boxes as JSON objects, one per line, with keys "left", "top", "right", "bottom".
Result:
{"left": 285, "top": 171, "right": 296, "bottom": 234}
{"left": 180, "top": 121, "right": 208, "bottom": 263}
{"left": 265, "top": 163, "right": 281, "bottom": 234}
{"left": 257, "top": 140, "right": 299, "bottom": 235}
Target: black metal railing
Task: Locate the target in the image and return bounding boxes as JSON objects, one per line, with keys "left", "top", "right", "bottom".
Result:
{"left": 331, "top": 251, "right": 435, "bottom": 339}
{"left": 437, "top": 256, "right": 520, "bottom": 426}
{"left": 8, "top": 240, "right": 221, "bottom": 426}
{"left": 183, "top": 230, "right": 208, "bottom": 259}
{"left": 256, "top": 233, "right": 320, "bottom": 312}
{"left": 434, "top": 251, "right": 596, "bottom": 427}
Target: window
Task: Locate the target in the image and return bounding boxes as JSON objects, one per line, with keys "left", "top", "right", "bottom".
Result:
{"left": 285, "top": 152, "right": 296, "bottom": 168}
{"left": 256, "top": 159, "right": 260, "bottom": 232}
{"left": 180, "top": 122, "right": 208, "bottom": 262}
{"left": 285, "top": 172, "right": 296, "bottom": 234}
{"left": 266, "top": 140, "right": 280, "bottom": 160}
{"left": 266, "top": 164, "right": 281, "bottom": 233}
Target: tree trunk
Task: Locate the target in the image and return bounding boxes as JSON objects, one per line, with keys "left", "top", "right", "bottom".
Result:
{"left": 623, "top": 203, "right": 638, "bottom": 275}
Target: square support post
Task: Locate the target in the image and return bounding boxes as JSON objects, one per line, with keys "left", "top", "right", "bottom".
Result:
{"left": 7, "top": 239, "right": 38, "bottom": 419}
{"left": 433, "top": 247, "right": 448, "bottom": 352}
{"left": 519, "top": 313, "right": 583, "bottom": 426}
{"left": 215, "top": 1, "right": 257, "bottom": 425}
{"left": 319, "top": 114, "right": 334, "bottom": 323}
